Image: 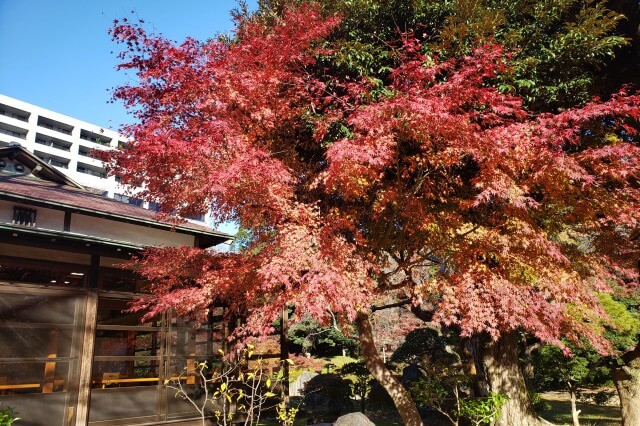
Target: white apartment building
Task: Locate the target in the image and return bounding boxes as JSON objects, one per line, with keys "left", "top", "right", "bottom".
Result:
{"left": 0, "top": 93, "right": 206, "bottom": 222}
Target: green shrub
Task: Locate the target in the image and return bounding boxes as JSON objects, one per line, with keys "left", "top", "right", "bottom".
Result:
{"left": 0, "top": 406, "right": 19, "bottom": 426}
{"left": 458, "top": 393, "right": 508, "bottom": 426}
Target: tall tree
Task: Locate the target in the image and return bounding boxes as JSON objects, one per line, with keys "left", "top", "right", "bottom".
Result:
{"left": 259, "top": 0, "right": 632, "bottom": 111}
{"left": 107, "top": 4, "right": 640, "bottom": 425}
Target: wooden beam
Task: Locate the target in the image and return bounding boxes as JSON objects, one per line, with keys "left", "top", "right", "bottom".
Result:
{"left": 75, "top": 291, "right": 98, "bottom": 426}
{"left": 64, "top": 210, "right": 72, "bottom": 232}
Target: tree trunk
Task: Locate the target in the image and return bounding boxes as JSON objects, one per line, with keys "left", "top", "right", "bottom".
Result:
{"left": 613, "top": 342, "right": 640, "bottom": 426}
{"left": 355, "top": 312, "right": 423, "bottom": 426}
{"left": 568, "top": 383, "right": 580, "bottom": 426}
{"left": 461, "top": 337, "right": 488, "bottom": 397}
{"left": 482, "top": 332, "right": 546, "bottom": 426}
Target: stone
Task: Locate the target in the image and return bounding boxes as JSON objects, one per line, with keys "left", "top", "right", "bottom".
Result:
{"left": 333, "top": 412, "right": 376, "bottom": 426}
{"left": 290, "top": 371, "right": 318, "bottom": 396}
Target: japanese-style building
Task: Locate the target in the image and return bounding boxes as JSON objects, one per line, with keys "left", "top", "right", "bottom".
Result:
{"left": 0, "top": 144, "right": 234, "bottom": 425}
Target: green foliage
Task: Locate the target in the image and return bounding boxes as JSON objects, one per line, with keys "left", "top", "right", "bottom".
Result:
{"left": 288, "top": 317, "right": 357, "bottom": 357}
{"left": 229, "top": 227, "right": 255, "bottom": 253}
{"left": 276, "top": 400, "right": 299, "bottom": 426}
{"left": 338, "top": 360, "right": 374, "bottom": 411}
{"left": 458, "top": 392, "right": 508, "bottom": 426}
{"left": 0, "top": 407, "right": 18, "bottom": 426}
{"left": 410, "top": 366, "right": 466, "bottom": 423}
{"left": 257, "top": 0, "right": 630, "bottom": 110}
{"left": 337, "top": 359, "right": 370, "bottom": 376}
{"left": 532, "top": 344, "right": 609, "bottom": 392}
{"left": 532, "top": 291, "right": 640, "bottom": 395}
{"left": 433, "top": 0, "right": 629, "bottom": 109}
{"left": 598, "top": 292, "right": 640, "bottom": 350}
{"left": 439, "top": 0, "right": 629, "bottom": 109}
{"left": 390, "top": 328, "right": 455, "bottom": 366}
{"left": 411, "top": 375, "right": 507, "bottom": 426}
{"left": 410, "top": 370, "right": 462, "bottom": 406}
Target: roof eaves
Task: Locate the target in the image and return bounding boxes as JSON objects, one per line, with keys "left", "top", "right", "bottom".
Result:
{"left": 0, "top": 145, "right": 84, "bottom": 189}
{"left": 0, "top": 189, "right": 232, "bottom": 241}
{"left": 0, "top": 223, "right": 143, "bottom": 251}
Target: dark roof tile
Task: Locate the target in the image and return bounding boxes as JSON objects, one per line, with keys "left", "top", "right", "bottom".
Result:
{"left": 0, "top": 174, "right": 229, "bottom": 239}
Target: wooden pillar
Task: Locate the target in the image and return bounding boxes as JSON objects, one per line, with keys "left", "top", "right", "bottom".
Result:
{"left": 75, "top": 291, "right": 98, "bottom": 426}
{"left": 280, "top": 306, "right": 289, "bottom": 400}
{"left": 75, "top": 254, "right": 99, "bottom": 426}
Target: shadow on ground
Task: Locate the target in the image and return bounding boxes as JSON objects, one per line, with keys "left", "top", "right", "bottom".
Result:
{"left": 539, "top": 395, "right": 621, "bottom": 426}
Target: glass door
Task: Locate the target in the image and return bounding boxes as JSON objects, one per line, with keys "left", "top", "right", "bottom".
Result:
{"left": 88, "top": 297, "right": 162, "bottom": 424}
{"left": 0, "top": 285, "right": 84, "bottom": 426}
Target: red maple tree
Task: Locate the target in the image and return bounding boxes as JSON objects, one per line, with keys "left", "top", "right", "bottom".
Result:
{"left": 107, "top": 6, "right": 639, "bottom": 425}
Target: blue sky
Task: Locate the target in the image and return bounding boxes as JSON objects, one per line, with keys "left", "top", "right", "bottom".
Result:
{"left": 0, "top": 0, "right": 257, "bottom": 130}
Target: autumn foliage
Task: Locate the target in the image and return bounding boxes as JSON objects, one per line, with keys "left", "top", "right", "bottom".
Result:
{"left": 107, "top": 5, "right": 639, "bottom": 354}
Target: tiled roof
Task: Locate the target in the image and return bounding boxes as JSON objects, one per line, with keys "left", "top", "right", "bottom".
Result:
{"left": 0, "top": 173, "right": 229, "bottom": 240}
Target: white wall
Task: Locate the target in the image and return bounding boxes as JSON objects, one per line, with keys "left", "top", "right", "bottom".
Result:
{"left": 0, "top": 200, "right": 65, "bottom": 232}
{"left": 0, "top": 199, "right": 196, "bottom": 248}
{"left": 70, "top": 214, "right": 194, "bottom": 247}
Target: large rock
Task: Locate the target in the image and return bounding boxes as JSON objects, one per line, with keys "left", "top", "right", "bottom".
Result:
{"left": 334, "top": 412, "right": 376, "bottom": 425}
{"left": 290, "top": 371, "right": 318, "bottom": 396}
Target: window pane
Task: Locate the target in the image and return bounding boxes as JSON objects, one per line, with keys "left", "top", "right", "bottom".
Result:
{"left": 0, "top": 289, "right": 81, "bottom": 425}
{"left": 170, "top": 317, "right": 222, "bottom": 357}
{"left": 91, "top": 360, "right": 159, "bottom": 389}
{"left": 165, "top": 357, "right": 224, "bottom": 418}
{"left": 94, "top": 330, "right": 159, "bottom": 357}
{"left": 0, "top": 293, "right": 78, "bottom": 324}
{"left": 97, "top": 298, "right": 160, "bottom": 328}
{"left": 0, "top": 325, "right": 74, "bottom": 358}
{"left": 89, "top": 385, "right": 158, "bottom": 422}
{"left": 0, "top": 361, "right": 69, "bottom": 394}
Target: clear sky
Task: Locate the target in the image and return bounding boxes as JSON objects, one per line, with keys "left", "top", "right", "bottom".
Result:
{"left": 0, "top": 0, "right": 257, "bottom": 130}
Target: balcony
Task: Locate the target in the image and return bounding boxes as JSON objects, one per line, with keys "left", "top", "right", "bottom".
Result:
{"left": 78, "top": 145, "right": 106, "bottom": 160}
{"left": 37, "top": 116, "right": 73, "bottom": 136}
{"left": 0, "top": 104, "right": 30, "bottom": 122}
{"left": 0, "top": 122, "right": 27, "bottom": 140}
{"left": 78, "top": 146, "right": 92, "bottom": 158}
{"left": 34, "top": 150, "right": 70, "bottom": 169}
{"left": 77, "top": 162, "right": 107, "bottom": 179}
{"left": 35, "top": 133, "right": 72, "bottom": 152}
{"left": 80, "top": 129, "right": 111, "bottom": 147}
